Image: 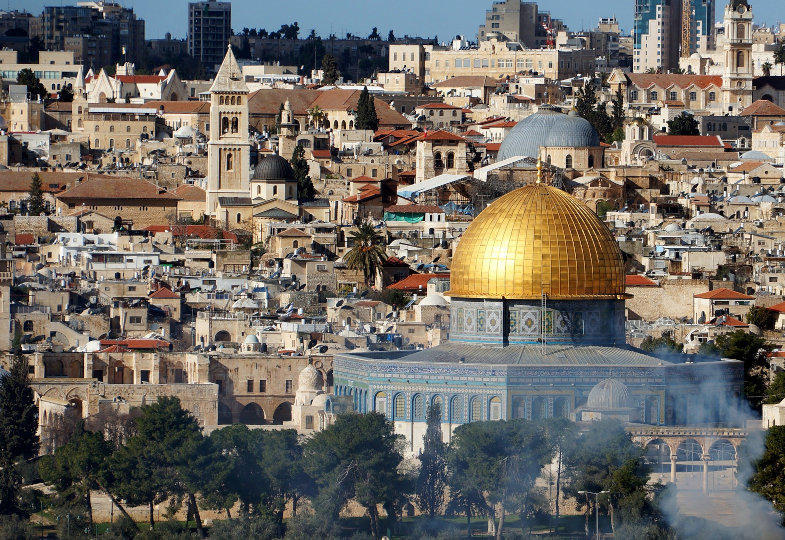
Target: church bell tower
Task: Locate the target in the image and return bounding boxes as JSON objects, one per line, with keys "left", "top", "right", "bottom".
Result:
{"left": 722, "top": 0, "right": 753, "bottom": 113}
{"left": 206, "top": 45, "right": 251, "bottom": 217}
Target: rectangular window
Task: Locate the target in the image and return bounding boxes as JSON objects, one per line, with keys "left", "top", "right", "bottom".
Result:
{"left": 650, "top": 91, "right": 658, "bottom": 100}
{"left": 140, "top": 370, "right": 150, "bottom": 383}
{"left": 259, "top": 380, "right": 267, "bottom": 392}
{"left": 129, "top": 316, "right": 142, "bottom": 324}
{"left": 455, "top": 58, "right": 461, "bottom": 67}
{"left": 689, "top": 91, "right": 697, "bottom": 100}
{"left": 305, "top": 415, "right": 314, "bottom": 429}
{"left": 285, "top": 379, "right": 293, "bottom": 393}
{"left": 247, "top": 380, "right": 254, "bottom": 392}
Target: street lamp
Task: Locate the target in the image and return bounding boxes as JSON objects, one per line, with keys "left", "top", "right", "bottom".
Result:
{"left": 578, "top": 490, "right": 609, "bottom": 539}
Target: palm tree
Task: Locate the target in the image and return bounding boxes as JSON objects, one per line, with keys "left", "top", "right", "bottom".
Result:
{"left": 344, "top": 221, "right": 387, "bottom": 287}
{"left": 762, "top": 61, "right": 773, "bottom": 77}
{"left": 774, "top": 43, "right": 785, "bottom": 76}
{"left": 307, "top": 105, "right": 326, "bottom": 129}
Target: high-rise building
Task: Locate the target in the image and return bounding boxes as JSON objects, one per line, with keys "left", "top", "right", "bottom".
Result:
{"left": 478, "top": 0, "right": 566, "bottom": 49}
{"left": 188, "top": 1, "right": 232, "bottom": 73}
{"left": 36, "top": 2, "right": 145, "bottom": 69}
{"left": 633, "top": 0, "right": 682, "bottom": 72}
{"left": 681, "top": 0, "right": 715, "bottom": 57}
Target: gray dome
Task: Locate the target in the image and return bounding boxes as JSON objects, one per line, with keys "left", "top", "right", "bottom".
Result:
{"left": 587, "top": 379, "right": 631, "bottom": 410}
{"left": 498, "top": 112, "right": 600, "bottom": 161}
{"left": 253, "top": 154, "right": 295, "bottom": 181}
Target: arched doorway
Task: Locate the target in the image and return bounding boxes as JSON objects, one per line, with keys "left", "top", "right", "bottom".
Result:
{"left": 214, "top": 330, "right": 232, "bottom": 342}
{"left": 217, "top": 401, "right": 233, "bottom": 424}
{"left": 645, "top": 439, "right": 671, "bottom": 473}
{"left": 238, "top": 403, "right": 265, "bottom": 424}
{"left": 273, "top": 402, "right": 292, "bottom": 424}
{"left": 677, "top": 439, "right": 703, "bottom": 476}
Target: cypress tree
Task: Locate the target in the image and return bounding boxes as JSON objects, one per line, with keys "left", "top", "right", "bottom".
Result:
{"left": 355, "top": 86, "right": 379, "bottom": 131}
{"left": 321, "top": 54, "right": 339, "bottom": 85}
{"left": 291, "top": 144, "right": 315, "bottom": 201}
{"left": 27, "top": 173, "right": 44, "bottom": 216}
{"left": 416, "top": 403, "right": 446, "bottom": 518}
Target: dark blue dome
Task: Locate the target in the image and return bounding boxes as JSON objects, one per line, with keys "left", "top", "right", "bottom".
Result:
{"left": 498, "top": 112, "right": 600, "bottom": 161}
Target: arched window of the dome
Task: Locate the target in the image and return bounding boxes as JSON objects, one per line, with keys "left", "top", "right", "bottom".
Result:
{"left": 469, "top": 396, "right": 482, "bottom": 422}
{"left": 393, "top": 392, "right": 406, "bottom": 420}
{"left": 489, "top": 396, "right": 502, "bottom": 421}
{"left": 565, "top": 154, "right": 573, "bottom": 169}
{"left": 412, "top": 394, "right": 424, "bottom": 421}
{"left": 450, "top": 395, "right": 463, "bottom": 424}
{"left": 374, "top": 391, "right": 388, "bottom": 415}
{"left": 431, "top": 395, "right": 444, "bottom": 420}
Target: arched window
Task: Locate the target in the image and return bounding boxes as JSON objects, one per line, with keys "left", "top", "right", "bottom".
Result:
{"left": 292, "top": 240, "right": 298, "bottom": 248}
{"left": 94, "top": 125, "right": 99, "bottom": 132}
{"left": 431, "top": 395, "right": 444, "bottom": 420}
{"left": 412, "top": 394, "right": 424, "bottom": 421}
{"left": 446, "top": 151, "right": 455, "bottom": 168}
{"left": 272, "top": 185, "right": 278, "bottom": 196}
{"left": 450, "top": 396, "right": 463, "bottom": 423}
{"left": 109, "top": 125, "right": 114, "bottom": 133}
{"left": 108, "top": 138, "right": 114, "bottom": 148}
{"left": 394, "top": 393, "right": 405, "bottom": 419}
{"left": 230, "top": 96, "right": 235, "bottom": 105}
{"left": 236, "top": 212, "right": 241, "bottom": 223}
{"left": 257, "top": 185, "right": 261, "bottom": 195}
{"left": 489, "top": 396, "right": 502, "bottom": 421}
{"left": 226, "top": 152, "right": 233, "bottom": 171}
{"left": 333, "top": 120, "right": 338, "bottom": 129}
{"left": 77, "top": 106, "right": 82, "bottom": 114}
{"left": 231, "top": 116, "right": 238, "bottom": 133}
{"left": 737, "top": 23, "right": 745, "bottom": 40}
{"left": 219, "top": 96, "right": 224, "bottom": 105}
{"left": 23, "top": 320, "right": 33, "bottom": 332}
{"left": 737, "top": 50, "right": 745, "bottom": 69}
{"left": 588, "top": 154, "right": 594, "bottom": 168}
{"left": 434, "top": 151, "right": 444, "bottom": 169}
{"left": 375, "top": 391, "right": 388, "bottom": 415}
{"left": 469, "top": 397, "right": 482, "bottom": 422}
{"left": 341, "top": 120, "right": 346, "bottom": 129}
{"left": 565, "top": 154, "right": 573, "bottom": 168}
{"left": 126, "top": 139, "right": 131, "bottom": 148}
{"left": 349, "top": 120, "right": 354, "bottom": 129}
{"left": 221, "top": 116, "right": 229, "bottom": 134}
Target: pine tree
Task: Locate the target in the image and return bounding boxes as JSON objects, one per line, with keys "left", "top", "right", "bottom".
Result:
{"left": 0, "top": 352, "right": 39, "bottom": 515}
{"left": 417, "top": 403, "right": 446, "bottom": 518}
{"left": 321, "top": 54, "right": 339, "bottom": 85}
{"left": 290, "top": 144, "right": 315, "bottom": 201}
{"left": 355, "top": 86, "right": 379, "bottom": 131}
{"left": 27, "top": 173, "right": 44, "bottom": 216}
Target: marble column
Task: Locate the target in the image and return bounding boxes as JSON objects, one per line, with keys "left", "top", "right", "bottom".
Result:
{"left": 702, "top": 456, "right": 710, "bottom": 493}
{"left": 670, "top": 453, "right": 677, "bottom": 483}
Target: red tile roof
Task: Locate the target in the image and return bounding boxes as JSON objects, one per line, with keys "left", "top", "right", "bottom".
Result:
{"left": 625, "top": 275, "right": 658, "bottom": 287}
{"left": 149, "top": 287, "right": 180, "bottom": 299}
{"left": 342, "top": 187, "right": 381, "bottom": 203}
{"left": 311, "top": 149, "right": 331, "bottom": 159}
{"left": 116, "top": 75, "right": 166, "bottom": 84}
{"left": 740, "top": 99, "right": 785, "bottom": 117}
{"left": 57, "top": 177, "right": 180, "bottom": 201}
{"left": 767, "top": 301, "right": 785, "bottom": 313}
{"left": 388, "top": 272, "right": 450, "bottom": 292}
{"left": 627, "top": 73, "right": 722, "bottom": 90}
{"left": 710, "top": 315, "right": 749, "bottom": 327}
{"left": 384, "top": 256, "right": 410, "bottom": 267}
{"left": 351, "top": 175, "right": 378, "bottom": 183}
{"left": 694, "top": 288, "right": 754, "bottom": 300}
{"left": 485, "top": 143, "right": 501, "bottom": 152}
{"left": 14, "top": 233, "right": 34, "bottom": 246}
{"left": 652, "top": 134, "right": 724, "bottom": 148}
{"left": 416, "top": 130, "right": 465, "bottom": 142}
{"left": 417, "top": 102, "right": 461, "bottom": 110}
{"left": 729, "top": 161, "right": 767, "bottom": 173}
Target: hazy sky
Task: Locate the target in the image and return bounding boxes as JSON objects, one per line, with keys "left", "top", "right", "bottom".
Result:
{"left": 12, "top": 0, "right": 785, "bottom": 41}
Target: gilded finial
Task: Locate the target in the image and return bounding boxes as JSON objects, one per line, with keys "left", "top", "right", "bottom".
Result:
{"left": 536, "top": 158, "right": 543, "bottom": 184}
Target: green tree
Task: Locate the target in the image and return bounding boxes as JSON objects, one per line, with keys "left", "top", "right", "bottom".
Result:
{"left": 639, "top": 334, "right": 682, "bottom": 357}
{"left": 321, "top": 53, "right": 340, "bottom": 85}
{"left": 714, "top": 330, "right": 769, "bottom": 409}
{"left": 611, "top": 88, "right": 625, "bottom": 133}
{"left": 303, "top": 413, "right": 410, "bottom": 539}
{"left": 344, "top": 221, "right": 387, "bottom": 287}
{"left": 368, "top": 27, "right": 381, "bottom": 40}
{"left": 765, "top": 371, "right": 785, "bottom": 404}
{"left": 746, "top": 426, "right": 785, "bottom": 515}
{"left": 354, "top": 86, "right": 379, "bottom": 131}
{"left": 417, "top": 403, "right": 446, "bottom": 518}
{"left": 775, "top": 43, "right": 785, "bottom": 76}
{"left": 59, "top": 84, "right": 74, "bottom": 103}
{"left": 563, "top": 419, "right": 657, "bottom": 533}
{"left": 542, "top": 418, "right": 578, "bottom": 520}
{"left": 109, "top": 397, "right": 204, "bottom": 530}
{"left": 762, "top": 61, "right": 773, "bottom": 77}
{"left": 39, "top": 424, "right": 136, "bottom": 531}
{"left": 447, "top": 420, "right": 555, "bottom": 540}
{"left": 27, "top": 173, "right": 44, "bottom": 216}
{"left": 387, "top": 30, "right": 396, "bottom": 42}
{"left": 746, "top": 305, "right": 775, "bottom": 330}
{"left": 0, "top": 353, "right": 39, "bottom": 516}
{"left": 290, "top": 144, "right": 315, "bottom": 201}
{"left": 667, "top": 112, "right": 700, "bottom": 136}
{"left": 16, "top": 68, "right": 47, "bottom": 101}
{"left": 575, "top": 83, "right": 597, "bottom": 120}
{"left": 207, "top": 425, "right": 267, "bottom": 516}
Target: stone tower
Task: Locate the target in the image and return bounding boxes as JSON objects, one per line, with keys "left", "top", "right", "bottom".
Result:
{"left": 722, "top": 0, "right": 753, "bottom": 113}
{"left": 206, "top": 45, "right": 251, "bottom": 217}
{"left": 277, "top": 99, "right": 299, "bottom": 158}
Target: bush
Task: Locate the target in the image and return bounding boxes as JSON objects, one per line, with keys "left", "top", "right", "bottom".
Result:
{"left": 283, "top": 512, "right": 343, "bottom": 539}
{"left": 209, "top": 515, "right": 280, "bottom": 540}
{"left": 408, "top": 518, "right": 464, "bottom": 539}
{"left": 0, "top": 515, "right": 36, "bottom": 539}
{"left": 134, "top": 521, "right": 196, "bottom": 540}
{"left": 102, "top": 515, "right": 138, "bottom": 540}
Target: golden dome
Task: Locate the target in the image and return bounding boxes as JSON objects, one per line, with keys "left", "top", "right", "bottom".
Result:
{"left": 448, "top": 184, "right": 626, "bottom": 300}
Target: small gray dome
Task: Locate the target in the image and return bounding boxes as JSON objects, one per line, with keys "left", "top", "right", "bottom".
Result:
{"left": 587, "top": 379, "right": 630, "bottom": 410}
{"left": 253, "top": 154, "right": 295, "bottom": 181}
{"left": 498, "top": 112, "right": 600, "bottom": 161}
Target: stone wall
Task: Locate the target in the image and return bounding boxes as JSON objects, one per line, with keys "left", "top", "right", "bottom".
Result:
{"left": 626, "top": 279, "right": 716, "bottom": 322}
